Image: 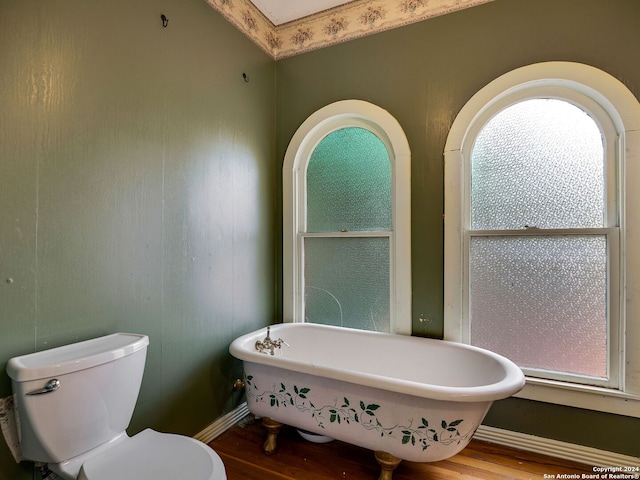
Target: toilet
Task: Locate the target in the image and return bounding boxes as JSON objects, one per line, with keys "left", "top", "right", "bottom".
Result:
{"left": 6, "top": 333, "right": 226, "bottom": 480}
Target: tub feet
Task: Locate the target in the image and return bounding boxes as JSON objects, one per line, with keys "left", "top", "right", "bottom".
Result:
{"left": 262, "top": 417, "right": 283, "bottom": 455}
{"left": 374, "top": 451, "right": 401, "bottom": 480}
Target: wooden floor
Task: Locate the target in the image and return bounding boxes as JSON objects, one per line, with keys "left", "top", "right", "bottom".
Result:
{"left": 208, "top": 417, "right": 593, "bottom": 479}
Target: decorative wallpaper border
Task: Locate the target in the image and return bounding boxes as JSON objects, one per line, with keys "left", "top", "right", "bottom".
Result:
{"left": 204, "top": 0, "right": 494, "bottom": 59}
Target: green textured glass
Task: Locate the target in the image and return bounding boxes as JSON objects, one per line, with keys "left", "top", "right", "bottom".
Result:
{"left": 306, "top": 127, "right": 391, "bottom": 232}
{"left": 304, "top": 237, "right": 390, "bottom": 332}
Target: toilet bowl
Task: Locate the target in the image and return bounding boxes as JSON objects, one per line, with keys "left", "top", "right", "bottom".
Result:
{"left": 6, "top": 333, "right": 226, "bottom": 480}
{"left": 75, "top": 429, "right": 225, "bottom": 480}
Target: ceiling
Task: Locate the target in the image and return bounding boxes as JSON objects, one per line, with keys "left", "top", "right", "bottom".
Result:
{"left": 249, "top": 0, "right": 356, "bottom": 25}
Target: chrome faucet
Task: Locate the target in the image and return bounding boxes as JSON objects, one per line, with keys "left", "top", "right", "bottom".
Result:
{"left": 255, "top": 327, "right": 288, "bottom": 355}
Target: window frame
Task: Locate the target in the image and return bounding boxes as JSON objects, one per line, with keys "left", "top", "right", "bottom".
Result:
{"left": 283, "top": 100, "right": 411, "bottom": 334}
{"left": 466, "top": 94, "right": 619, "bottom": 388}
{"left": 444, "top": 62, "right": 640, "bottom": 417}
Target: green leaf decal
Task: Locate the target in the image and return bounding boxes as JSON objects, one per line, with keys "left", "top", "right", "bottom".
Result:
{"left": 247, "top": 381, "right": 474, "bottom": 452}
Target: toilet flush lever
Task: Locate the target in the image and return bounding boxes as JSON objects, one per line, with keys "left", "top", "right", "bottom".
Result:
{"left": 27, "top": 379, "right": 61, "bottom": 396}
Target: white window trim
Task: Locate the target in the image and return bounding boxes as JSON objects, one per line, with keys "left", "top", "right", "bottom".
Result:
{"left": 444, "top": 62, "right": 640, "bottom": 417}
{"left": 283, "top": 100, "right": 411, "bottom": 334}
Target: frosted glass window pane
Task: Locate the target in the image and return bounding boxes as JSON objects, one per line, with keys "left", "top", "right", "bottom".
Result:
{"left": 307, "top": 127, "right": 391, "bottom": 232}
{"left": 304, "top": 237, "right": 390, "bottom": 332}
{"left": 471, "top": 99, "right": 604, "bottom": 230}
{"left": 469, "top": 235, "right": 607, "bottom": 378}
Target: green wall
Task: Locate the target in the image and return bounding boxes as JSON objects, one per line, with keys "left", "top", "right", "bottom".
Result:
{"left": 2, "top": 0, "right": 639, "bottom": 477}
{"left": 275, "top": 0, "right": 640, "bottom": 457}
{"left": 0, "top": 0, "right": 275, "bottom": 478}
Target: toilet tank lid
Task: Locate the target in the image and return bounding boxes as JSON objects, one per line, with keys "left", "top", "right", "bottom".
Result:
{"left": 7, "top": 333, "right": 149, "bottom": 382}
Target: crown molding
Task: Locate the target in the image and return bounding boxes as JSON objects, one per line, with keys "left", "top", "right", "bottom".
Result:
{"left": 205, "top": 0, "right": 494, "bottom": 59}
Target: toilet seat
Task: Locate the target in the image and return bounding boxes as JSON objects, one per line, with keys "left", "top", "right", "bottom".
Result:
{"left": 77, "top": 429, "right": 226, "bottom": 480}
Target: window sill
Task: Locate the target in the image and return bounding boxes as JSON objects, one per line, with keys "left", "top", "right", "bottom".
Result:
{"left": 514, "top": 377, "right": 640, "bottom": 418}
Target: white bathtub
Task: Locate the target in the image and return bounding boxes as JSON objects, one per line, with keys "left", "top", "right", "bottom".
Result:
{"left": 229, "top": 323, "right": 524, "bottom": 469}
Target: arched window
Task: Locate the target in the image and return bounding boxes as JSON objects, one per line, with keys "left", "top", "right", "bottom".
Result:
{"left": 444, "top": 62, "right": 640, "bottom": 417}
{"left": 283, "top": 100, "right": 411, "bottom": 334}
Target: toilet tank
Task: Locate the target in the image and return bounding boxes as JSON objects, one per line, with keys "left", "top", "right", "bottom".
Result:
{"left": 6, "top": 333, "right": 149, "bottom": 464}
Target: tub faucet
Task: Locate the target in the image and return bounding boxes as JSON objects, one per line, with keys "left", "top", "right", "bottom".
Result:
{"left": 255, "top": 327, "right": 288, "bottom": 355}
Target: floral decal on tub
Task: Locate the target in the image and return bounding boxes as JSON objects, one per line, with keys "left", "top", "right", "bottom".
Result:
{"left": 246, "top": 376, "right": 474, "bottom": 451}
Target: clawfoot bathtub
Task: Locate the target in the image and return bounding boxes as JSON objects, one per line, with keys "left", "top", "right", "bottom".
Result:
{"left": 230, "top": 323, "right": 524, "bottom": 479}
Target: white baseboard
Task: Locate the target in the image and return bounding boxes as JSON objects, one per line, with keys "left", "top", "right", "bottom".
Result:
{"left": 194, "top": 403, "right": 640, "bottom": 468}
{"left": 194, "top": 402, "right": 250, "bottom": 444}
{"left": 475, "top": 425, "right": 640, "bottom": 467}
